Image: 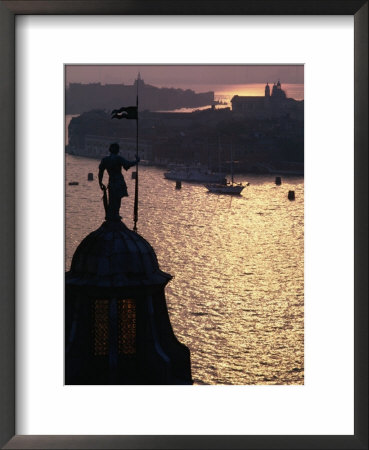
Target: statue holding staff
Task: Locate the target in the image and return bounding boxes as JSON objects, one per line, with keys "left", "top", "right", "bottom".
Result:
{"left": 98, "top": 143, "right": 140, "bottom": 221}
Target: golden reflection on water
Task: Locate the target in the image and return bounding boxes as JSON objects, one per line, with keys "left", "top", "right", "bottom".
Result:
{"left": 66, "top": 155, "right": 304, "bottom": 385}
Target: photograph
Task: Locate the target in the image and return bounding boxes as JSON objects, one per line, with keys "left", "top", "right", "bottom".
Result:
{"left": 65, "top": 65, "right": 304, "bottom": 386}
{"left": 1, "top": 0, "right": 367, "bottom": 447}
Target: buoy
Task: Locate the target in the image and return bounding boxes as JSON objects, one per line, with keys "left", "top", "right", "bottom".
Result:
{"left": 275, "top": 176, "right": 282, "bottom": 185}
{"left": 175, "top": 180, "right": 182, "bottom": 189}
{"left": 68, "top": 182, "right": 79, "bottom": 186}
{"left": 288, "top": 190, "right": 295, "bottom": 200}
{"left": 87, "top": 172, "right": 93, "bottom": 181}
{"left": 132, "top": 171, "right": 137, "bottom": 179}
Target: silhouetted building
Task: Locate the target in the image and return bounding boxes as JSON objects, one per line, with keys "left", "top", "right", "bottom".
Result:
{"left": 265, "top": 82, "right": 270, "bottom": 97}
{"left": 271, "top": 80, "right": 286, "bottom": 100}
{"left": 66, "top": 76, "right": 214, "bottom": 114}
{"left": 65, "top": 219, "right": 192, "bottom": 384}
{"left": 77, "top": 135, "right": 152, "bottom": 161}
{"left": 231, "top": 81, "right": 298, "bottom": 119}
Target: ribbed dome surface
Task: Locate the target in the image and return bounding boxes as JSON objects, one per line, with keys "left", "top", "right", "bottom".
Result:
{"left": 66, "top": 221, "right": 172, "bottom": 289}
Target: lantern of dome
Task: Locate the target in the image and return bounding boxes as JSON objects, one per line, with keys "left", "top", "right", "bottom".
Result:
{"left": 65, "top": 220, "right": 192, "bottom": 385}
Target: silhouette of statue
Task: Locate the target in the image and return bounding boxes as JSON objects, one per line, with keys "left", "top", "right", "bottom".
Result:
{"left": 98, "top": 143, "right": 140, "bottom": 221}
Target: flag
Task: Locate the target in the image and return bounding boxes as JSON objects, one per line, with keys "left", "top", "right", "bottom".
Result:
{"left": 111, "top": 106, "right": 138, "bottom": 120}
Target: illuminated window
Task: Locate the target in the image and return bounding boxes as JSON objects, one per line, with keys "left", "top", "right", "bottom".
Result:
{"left": 93, "top": 299, "right": 136, "bottom": 356}
{"left": 118, "top": 299, "right": 136, "bottom": 355}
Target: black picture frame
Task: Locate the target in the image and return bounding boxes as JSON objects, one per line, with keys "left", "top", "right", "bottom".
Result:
{"left": 0, "top": 1, "right": 367, "bottom": 449}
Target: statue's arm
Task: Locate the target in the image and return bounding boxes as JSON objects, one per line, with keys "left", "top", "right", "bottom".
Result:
{"left": 121, "top": 156, "right": 140, "bottom": 171}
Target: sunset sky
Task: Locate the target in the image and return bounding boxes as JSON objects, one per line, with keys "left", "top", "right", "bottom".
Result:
{"left": 65, "top": 65, "right": 304, "bottom": 91}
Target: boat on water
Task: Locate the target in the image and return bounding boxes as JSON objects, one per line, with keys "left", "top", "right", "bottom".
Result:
{"left": 164, "top": 163, "right": 226, "bottom": 183}
{"left": 205, "top": 139, "right": 247, "bottom": 195}
{"left": 205, "top": 181, "right": 245, "bottom": 195}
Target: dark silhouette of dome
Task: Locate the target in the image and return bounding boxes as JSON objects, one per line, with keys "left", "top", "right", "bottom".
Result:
{"left": 66, "top": 221, "right": 171, "bottom": 293}
{"left": 65, "top": 220, "right": 192, "bottom": 385}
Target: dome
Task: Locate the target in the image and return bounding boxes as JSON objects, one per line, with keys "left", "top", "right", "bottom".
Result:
{"left": 66, "top": 221, "right": 172, "bottom": 294}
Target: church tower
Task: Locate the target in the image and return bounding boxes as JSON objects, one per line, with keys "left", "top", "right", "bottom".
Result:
{"left": 265, "top": 82, "right": 270, "bottom": 97}
{"left": 134, "top": 72, "right": 144, "bottom": 89}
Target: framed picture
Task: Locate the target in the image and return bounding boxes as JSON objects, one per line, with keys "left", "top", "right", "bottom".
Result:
{"left": 64, "top": 64, "right": 305, "bottom": 389}
{"left": 0, "top": 1, "right": 367, "bottom": 449}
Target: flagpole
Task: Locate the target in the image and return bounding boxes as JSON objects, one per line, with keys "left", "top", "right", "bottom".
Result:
{"left": 133, "top": 79, "right": 139, "bottom": 232}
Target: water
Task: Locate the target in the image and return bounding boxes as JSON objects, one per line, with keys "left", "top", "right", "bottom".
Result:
{"left": 66, "top": 154, "right": 304, "bottom": 385}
